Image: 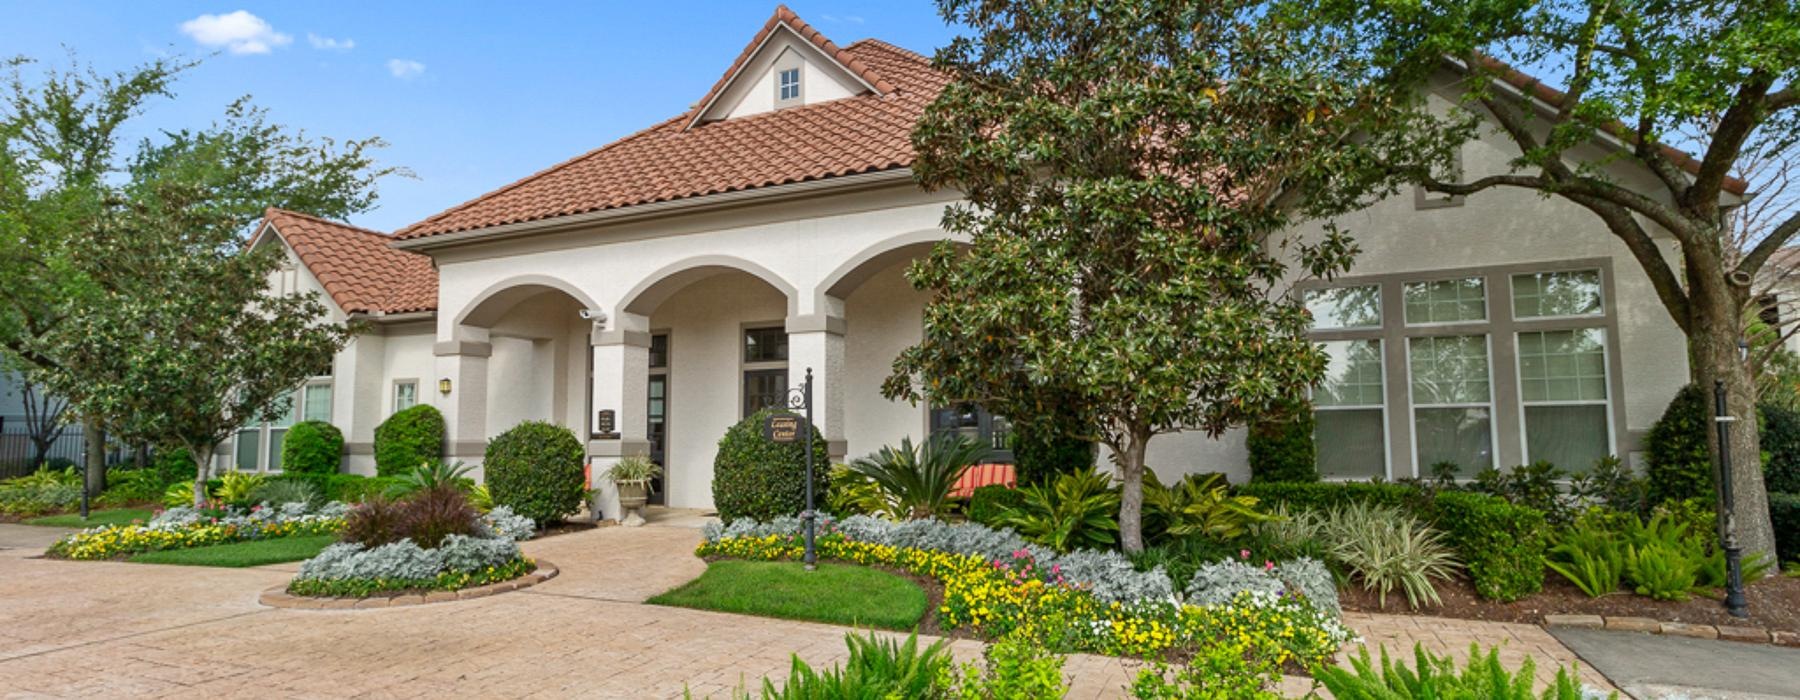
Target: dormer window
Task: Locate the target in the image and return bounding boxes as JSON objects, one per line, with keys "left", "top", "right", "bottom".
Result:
{"left": 778, "top": 67, "right": 801, "bottom": 102}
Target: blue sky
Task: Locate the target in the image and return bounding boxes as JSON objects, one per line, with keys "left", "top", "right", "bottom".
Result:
{"left": 0, "top": 2, "right": 958, "bottom": 233}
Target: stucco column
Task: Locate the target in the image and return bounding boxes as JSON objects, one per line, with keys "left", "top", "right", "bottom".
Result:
{"left": 433, "top": 328, "right": 491, "bottom": 463}
{"left": 588, "top": 314, "right": 651, "bottom": 521}
{"left": 786, "top": 312, "right": 847, "bottom": 461}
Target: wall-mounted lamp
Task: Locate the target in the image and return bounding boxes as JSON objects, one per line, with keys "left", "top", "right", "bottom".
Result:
{"left": 438, "top": 378, "right": 453, "bottom": 396}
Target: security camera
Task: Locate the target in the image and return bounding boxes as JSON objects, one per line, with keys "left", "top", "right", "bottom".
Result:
{"left": 578, "top": 308, "right": 608, "bottom": 324}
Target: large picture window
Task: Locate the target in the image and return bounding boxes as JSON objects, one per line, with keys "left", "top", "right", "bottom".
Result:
{"left": 1408, "top": 335, "right": 1495, "bottom": 473}
{"left": 742, "top": 326, "right": 788, "bottom": 417}
{"left": 1313, "top": 339, "right": 1386, "bottom": 479}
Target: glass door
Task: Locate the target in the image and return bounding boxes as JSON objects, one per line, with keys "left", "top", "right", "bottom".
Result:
{"left": 647, "top": 373, "right": 668, "bottom": 505}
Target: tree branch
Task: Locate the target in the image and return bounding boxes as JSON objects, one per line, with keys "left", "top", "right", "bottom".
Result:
{"left": 1738, "top": 209, "right": 1800, "bottom": 279}
{"left": 1564, "top": 192, "right": 1693, "bottom": 332}
{"left": 1687, "top": 73, "right": 1774, "bottom": 209}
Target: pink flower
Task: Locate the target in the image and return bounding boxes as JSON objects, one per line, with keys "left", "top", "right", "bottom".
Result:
{"left": 1264, "top": 560, "right": 1275, "bottom": 572}
{"left": 1239, "top": 549, "right": 1250, "bottom": 560}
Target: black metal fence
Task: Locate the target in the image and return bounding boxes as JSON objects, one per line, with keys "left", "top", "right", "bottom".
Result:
{"left": 0, "top": 416, "right": 136, "bottom": 480}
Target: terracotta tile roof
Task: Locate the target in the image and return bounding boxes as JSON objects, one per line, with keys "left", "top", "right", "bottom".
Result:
{"left": 258, "top": 208, "right": 438, "bottom": 314}
{"left": 1473, "top": 55, "right": 1749, "bottom": 196}
{"left": 396, "top": 15, "right": 945, "bottom": 241}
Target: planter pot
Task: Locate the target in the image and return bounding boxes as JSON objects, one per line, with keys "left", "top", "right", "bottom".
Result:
{"left": 617, "top": 481, "right": 649, "bottom": 527}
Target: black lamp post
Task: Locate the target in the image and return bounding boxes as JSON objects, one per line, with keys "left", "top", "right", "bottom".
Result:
{"left": 770, "top": 367, "right": 818, "bottom": 571}
{"left": 1714, "top": 377, "right": 1749, "bottom": 618}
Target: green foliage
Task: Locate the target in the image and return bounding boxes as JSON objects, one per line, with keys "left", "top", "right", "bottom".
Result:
{"left": 945, "top": 634, "right": 1068, "bottom": 700}
{"left": 1644, "top": 384, "right": 1716, "bottom": 504}
{"left": 148, "top": 446, "right": 196, "bottom": 486}
{"left": 1246, "top": 411, "right": 1318, "bottom": 483}
{"left": 887, "top": 0, "right": 1405, "bottom": 553}
{"left": 280, "top": 421, "right": 343, "bottom": 476}
{"left": 1002, "top": 470, "right": 1121, "bottom": 552}
{"left": 965, "top": 484, "right": 1025, "bottom": 528}
{"left": 286, "top": 556, "right": 534, "bottom": 598}
{"left": 1545, "top": 521, "right": 1627, "bottom": 598}
{"left": 1472, "top": 461, "right": 1572, "bottom": 525}
{"left": 1626, "top": 541, "right": 1700, "bottom": 601}
{"left": 1322, "top": 502, "right": 1462, "bottom": 609}
{"left": 1144, "top": 472, "right": 1273, "bottom": 542}
{"left": 24, "top": 508, "right": 154, "bottom": 527}
{"left": 214, "top": 472, "right": 268, "bottom": 508}
{"left": 849, "top": 434, "right": 989, "bottom": 520}
{"left": 1235, "top": 481, "right": 1427, "bottom": 513}
{"left": 1763, "top": 404, "right": 1800, "bottom": 494}
{"left": 601, "top": 455, "right": 661, "bottom": 485}
{"left": 1430, "top": 491, "right": 1549, "bottom": 602}
{"left": 1130, "top": 639, "right": 1283, "bottom": 699}
{"left": 483, "top": 421, "right": 585, "bottom": 526}
{"left": 1007, "top": 419, "right": 1095, "bottom": 487}
{"left": 128, "top": 534, "right": 335, "bottom": 568}
{"left": 752, "top": 632, "right": 952, "bottom": 700}
{"left": 711, "top": 409, "right": 830, "bottom": 523}
{"left": 163, "top": 481, "right": 200, "bottom": 509}
{"left": 0, "top": 467, "right": 82, "bottom": 516}
{"left": 245, "top": 478, "right": 318, "bottom": 508}
{"left": 398, "top": 485, "right": 481, "bottom": 549}
{"left": 268, "top": 473, "right": 402, "bottom": 504}
{"left": 826, "top": 465, "right": 887, "bottom": 518}
{"left": 95, "top": 468, "right": 167, "bottom": 506}
{"left": 387, "top": 460, "right": 474, "bottom": 499}
{"left": 1771, "top": 492, "right": 1800, "bottom": 564}
{"left": 373, "top": 405, "right": 445, "bottom": 477}
{"left": 1569, "top": 456, "right": 1650, "bottom": 517}
{"left": 1314, "top": 644, "right": 1603, "bottom": 700}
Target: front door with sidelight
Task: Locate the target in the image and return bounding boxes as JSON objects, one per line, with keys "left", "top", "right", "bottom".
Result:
{"left": 647, "top": 333, "right": 669, "bottom": 505}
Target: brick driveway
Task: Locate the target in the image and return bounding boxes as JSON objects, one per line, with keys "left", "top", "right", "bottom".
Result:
{"left": 0, "top": 522, "right": 1609, "bottom": 698}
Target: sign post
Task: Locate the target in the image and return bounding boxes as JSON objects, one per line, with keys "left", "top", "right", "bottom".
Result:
{"left": 762, "top": 368, "right": 817, "bottom": 570}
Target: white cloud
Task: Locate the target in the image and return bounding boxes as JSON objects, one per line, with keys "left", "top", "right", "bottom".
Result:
{"left": 386, "top": 59, "right": 426, "bottom": 79}
{"left": 179, "top": 11, "right": 292, "bottom": 55}
{"left": 307, "top": 33, "right": 355, "bottom": 51}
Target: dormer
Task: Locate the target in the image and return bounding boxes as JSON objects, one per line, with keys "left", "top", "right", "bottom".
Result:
{"left": 687, "top": 5, "right": 895, "bottom": 128}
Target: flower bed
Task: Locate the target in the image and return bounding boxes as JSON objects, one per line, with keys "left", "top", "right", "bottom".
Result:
{"left": 47, "top": 502, "right": 348, "bottom": 560}
{"left": 285, "top": 501, "right": 538, "bottom": 599}
{"left": 699, "top": 515, "right": 1353, "bottom": 662}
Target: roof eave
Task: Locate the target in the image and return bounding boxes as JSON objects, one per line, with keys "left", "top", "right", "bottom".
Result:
{"left": 392, "top": 167, "right": 917, "bottom": 253}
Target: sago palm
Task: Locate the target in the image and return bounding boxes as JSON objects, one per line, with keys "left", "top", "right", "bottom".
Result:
{"left": 848, "top": 434, "right": 989, "bottom": 520}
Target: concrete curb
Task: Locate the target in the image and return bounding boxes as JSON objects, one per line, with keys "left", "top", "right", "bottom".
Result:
{"left": 1544, "top": 613, "right": 1797, "bottom": 647}
{"left": 260, "top": 560, "right": 559, "bottom": 610}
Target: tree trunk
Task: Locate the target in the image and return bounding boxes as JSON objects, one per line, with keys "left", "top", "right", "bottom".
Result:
{"left": 1688, "top": 283, "right": 1779, "bottom": 557}
{"left": 82, "top": 418, "right": 105, "bottom": 497}
{"left": 1115, "top": 430, "right": 1151, "bottom": 554}
{"left": 191, "top": 444, "right": 214, "bottom": 508}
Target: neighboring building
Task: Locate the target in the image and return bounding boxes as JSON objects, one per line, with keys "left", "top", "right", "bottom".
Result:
{"left": 257, "top": 7, "right": 1737, "bottom": 519}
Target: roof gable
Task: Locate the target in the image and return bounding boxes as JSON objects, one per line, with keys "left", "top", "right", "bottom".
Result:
{"left": 688, "top": 5, "right": 894, "bottom": 127}
{"left": 255, "top": 208, "right": 438, "bottom": 314}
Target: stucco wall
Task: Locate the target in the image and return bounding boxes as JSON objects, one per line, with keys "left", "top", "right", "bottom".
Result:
{"left": 842, "top": 260, "right": 930, "bottom": 462}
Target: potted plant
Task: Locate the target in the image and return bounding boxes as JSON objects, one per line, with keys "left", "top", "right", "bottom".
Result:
{"left": 604, "top": 456, "right": 661, "bottom": 527}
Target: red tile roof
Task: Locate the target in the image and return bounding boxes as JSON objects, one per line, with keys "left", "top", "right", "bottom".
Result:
{"left": 258, "top": 208, "right": 438, "bottom": 314}
{"left": 395, "top": 11, "right": 945, "bottom": 241}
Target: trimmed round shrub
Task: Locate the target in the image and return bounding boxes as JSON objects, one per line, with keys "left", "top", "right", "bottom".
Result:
{"left": 282, "top": 421, "right": 344, "bottom": 475}
{"left": 1430, "top": 491, "right": 1548, "bottom": 602}
{"left": 374, "top": 405, "right": 445, "bottom": 477}
{"left": 484, "top": 421, "right": 585, "bottom": 526}
{"left": 1644, "top": 384, "right": 1714, "bottom": 504}
{"left": 1008, "top": 421, "right": 1095, "bottom": 487}
{"left": 1246, "top": 411, "right": 1319, "bottom": 483}
{"left": 1761, "top": 403, "right": 1800, "bottom": 494}
{"left": 712, "top": 408, "right": 831, "bottom": 523}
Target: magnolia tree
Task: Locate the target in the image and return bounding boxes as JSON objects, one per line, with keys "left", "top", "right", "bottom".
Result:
{"left": 885, "top": 0, "right": 1410, "bottom": 552}
{"left": 1308, "top": 0, "right": 1799, "bottom": 554}
{"left": 0, "top": 57, "right": 394, "bottom": 505}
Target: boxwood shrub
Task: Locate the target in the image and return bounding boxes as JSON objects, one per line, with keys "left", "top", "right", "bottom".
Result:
{"left": 1430, "top": 491, "right": 1548, "bottom": 602}
{"left": 966, "top": 483, "right": 1025, "bottom": 528}
{"left": 1233, "top": 481, "right": 1427, "bottom": 513}
{"left": 1762, "top": 404, "right": 1800, "bottom": 494}
{"left": 1770, "top": 491, "right": 1800, "bottom": 564}
{"left": 374, "top": 405, "right": 445, "bottom": 477}
{"left": 484, "top": 421, "right": 586, "bottom": 526}
{"left": 1645, "top": 384, "right": 1714, "bottom": 504}
{"left": 1245, "top": 411, "right": 1319, "bottom": 483}
{"left": 271, "top": 473, "right": 405, "bottom": 503}
{"left": 712, "top": 408, "right": 831, "bottom": 523}
{"left": 281, "top": 421, "right": 344, "bottom": 475}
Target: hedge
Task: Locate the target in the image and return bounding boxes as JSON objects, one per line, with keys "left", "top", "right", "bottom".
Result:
{"left": 965, "top": 483, "right": 1025, "bottom": 528}
{"left": 270, "top": 473, "right": 404, "bottom": 503}
{"left": 281, "top": 421, "right": 343, "bottom": 475}
{"left": 1430, "top": 491, "right": 1548, "bottom": 602}
{"left": 1233, "top": 481, "right": 1427, "bottom": 513}
{"left": 1246, "top": 411, "right": 1319, "bottom": 483}
{"left": 712, "top": 408, "right": 831, "bottom": 523}
{"left": 484, "top": 421, "right": 586, "bottom": 526}
{"left": 1008, "top": 421, "right": 1096, "bottom": 487}
{"left": 374, "top": 405, "right": 445, "bottom": 477}
{"left": 1771, "top": 491, "right": 1800, "bottom": 564}
{"left": 1763, "top": 405, "right": 1800, "bottom": 494}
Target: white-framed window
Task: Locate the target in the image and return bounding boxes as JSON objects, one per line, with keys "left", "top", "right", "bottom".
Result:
{"left": 1305, "top": 285, "right": 1382, "bottom": 330}
{"left": 1512, "top": 270, "right": 1603, "bottom": 319}
{"left": 234, "top": 374, "right": 332, "bottom": 473}
{"left": 1407, "top": 334, "right": 1496, "bottom": 474}
{"left": 1517, "top": 329, "right": 1612, "bottom": 469}
{"left": 392, "top": 380, "right": 418, "bottom": 414}
{"left": 778, "top": 67, "right": 801, "bottom": 101}
{"left": 1404, "top": 277, "right": 1487, "bottom": 325}
{"left": 1313, "top": 339, "right": 1387, "bottom": 479}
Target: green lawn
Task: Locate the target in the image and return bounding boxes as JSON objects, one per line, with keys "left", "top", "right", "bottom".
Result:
{"left": 25, "top": 508, "right": 157, "bottom": 528}
{"left": 128, "top": 535, "right": 338, "bottom": 568}
{"left": 648, "top": 560, "right": 928, "bottom": 631}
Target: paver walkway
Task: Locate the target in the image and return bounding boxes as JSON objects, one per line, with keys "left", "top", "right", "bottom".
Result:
{"left": 0, "top": 521, "right": 1610, "bottom": 698}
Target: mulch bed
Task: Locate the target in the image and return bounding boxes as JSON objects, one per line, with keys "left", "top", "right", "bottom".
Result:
{"left": 1340, "top": 573, "right": 1800, "bottom": 634}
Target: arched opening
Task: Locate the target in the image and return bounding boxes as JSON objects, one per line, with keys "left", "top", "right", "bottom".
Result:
{"left": 453, "top": 278, "right": 597, "bottom": 458}
{"left": 619, "top": 261, "right": 796, "bottom": 510}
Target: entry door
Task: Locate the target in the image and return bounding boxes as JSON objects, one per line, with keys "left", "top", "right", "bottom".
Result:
{"left": 647, "top": 373, "right": 668, "bottom": 505}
